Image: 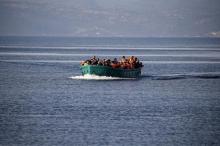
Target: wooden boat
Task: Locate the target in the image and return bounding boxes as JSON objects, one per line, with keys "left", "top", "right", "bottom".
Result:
{"left": 80, "top": 65, "right": 142, "bottom": 78}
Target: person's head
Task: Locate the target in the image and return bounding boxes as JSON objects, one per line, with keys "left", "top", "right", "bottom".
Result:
{"left": 91, "top": 56, "right": 95, "bottom": 60}
{"left": 122, "top": 56, "right": 125, "bottom": 59}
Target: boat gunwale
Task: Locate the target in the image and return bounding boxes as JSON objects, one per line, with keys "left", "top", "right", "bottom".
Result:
{"left": 80, "top": 65, "right": 142, "bottom": 71}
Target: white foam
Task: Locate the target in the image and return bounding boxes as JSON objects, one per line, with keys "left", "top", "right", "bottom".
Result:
{"left": 69, "top": 74, "right": 135, "bottom": 80}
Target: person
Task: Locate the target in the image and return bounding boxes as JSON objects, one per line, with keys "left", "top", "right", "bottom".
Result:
{"left": 127, "top": 56, "right": 135, "bottom": 69}
{"left": 129, "top": 56, "right": 135, "bottom": 63}
{"left": 98, "top": 59, "right": 103, "bottom": 66}
{"left": 111, "top": 58, "right": 119, "bottom": 68}
{"left": 80, "top": 56, "right": 143, "bottom": 69}
{"left": 81, "top": 59, "right": 91, "bottom": 66}
{"left": 91, "top": 58, "right": 98, "bottom": 65}
{"left": 118, "top": 56, "right": 125, "bottom": 68}
{"left": 112, "top": 58, "right": 118, "bottom": 64}
{"left": 80, "top": 61, "right": 85, "bottom": 66}
{"left": 121, "top": 56, "right": 126, "bottom": 63}
{"left": 133, "top": 57, "right": 138, "bottom": 68}
{"left": 103, "top": 59, "right": 107, "bottom": 66}
{"left": 105, "top": 59, "right": 111, "bottom": 66}
{"left": 91, "top": 56, "right": 96, "bottom": 61}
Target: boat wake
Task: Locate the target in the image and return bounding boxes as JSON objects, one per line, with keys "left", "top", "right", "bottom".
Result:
{"left": 69, "top": 74, "right": 136, "bottom": 80}
{"left": 143, "top": 72, "right": 220, "bottom": 80}
{"left": 70, "top": 72, "right": 220, "bottom": 80}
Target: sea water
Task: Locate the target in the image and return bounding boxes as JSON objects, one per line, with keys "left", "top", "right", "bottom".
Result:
{"left": 0, "top": 37, "right": 220, "bottom": 145}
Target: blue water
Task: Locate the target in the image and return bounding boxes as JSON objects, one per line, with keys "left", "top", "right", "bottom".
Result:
{"left": 0, "top": 37, "right": 220, "bottom": 145}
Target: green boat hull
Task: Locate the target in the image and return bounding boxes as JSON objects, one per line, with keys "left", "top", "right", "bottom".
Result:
{"left": 80, "top": 65, "right": 141, "bottom": 78}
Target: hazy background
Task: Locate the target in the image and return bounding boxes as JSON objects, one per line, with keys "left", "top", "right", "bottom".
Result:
{"left": 0, "top": 0, "right": 220, "bottom": 37}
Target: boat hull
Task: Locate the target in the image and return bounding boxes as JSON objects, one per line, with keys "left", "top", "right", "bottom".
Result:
{"left": 80, "top": 65, "right": 141, "bottom": 78}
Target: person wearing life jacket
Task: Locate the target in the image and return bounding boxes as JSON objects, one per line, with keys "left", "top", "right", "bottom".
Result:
{"left": 111, "top": 58, "right": 120, "bottom": 68}
{"left": 81, "top": 59, "right": 91, "bottom": 66}
{"left": 119, "top": 56, "right": 125, "bottom": 68}
{"left": 81, "top": 56, "right": 143, "bottom": 68}
{"left": 128, "top": 56, "right": 135, "bottom": 69}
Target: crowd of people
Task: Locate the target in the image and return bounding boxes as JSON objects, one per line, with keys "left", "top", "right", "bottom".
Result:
{"left": 80, "top": 56, "right": 143, "bottom": 69}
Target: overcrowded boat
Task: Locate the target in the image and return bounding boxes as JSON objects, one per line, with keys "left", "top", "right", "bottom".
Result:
{"left": 80, "top": 56, "right": 143, "bottom": 78}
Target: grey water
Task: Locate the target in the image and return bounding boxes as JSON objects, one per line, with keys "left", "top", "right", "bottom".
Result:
{"left": 0, "top": 37, "right": 220, "bottom": 146}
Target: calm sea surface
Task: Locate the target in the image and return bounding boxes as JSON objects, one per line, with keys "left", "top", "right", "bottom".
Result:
{"left": 0, "top": 37, "right": 220, "bottom": 145}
